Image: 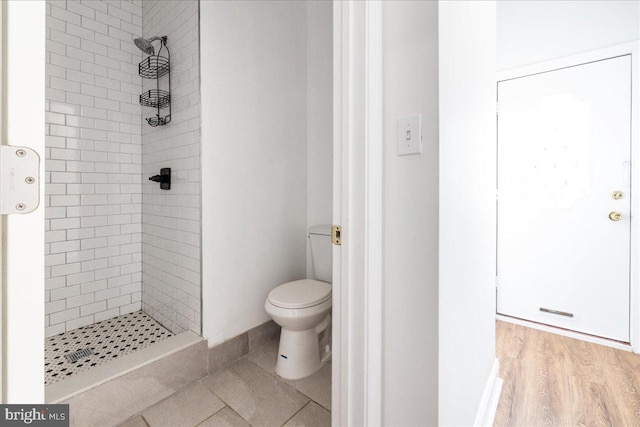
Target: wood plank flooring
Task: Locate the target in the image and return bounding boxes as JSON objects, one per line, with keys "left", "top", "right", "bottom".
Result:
{"left": 495, "top": 320, "right": 640, "bottom": 427}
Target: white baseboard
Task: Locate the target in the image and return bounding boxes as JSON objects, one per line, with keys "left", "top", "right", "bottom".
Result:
{"left": 473, "top": 358, "right": 503, "bottom": 427}
{"left": 496, "top": 314, "right": 633, "bottom": 352}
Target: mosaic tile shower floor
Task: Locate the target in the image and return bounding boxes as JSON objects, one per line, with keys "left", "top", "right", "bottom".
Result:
{"left": 45, "top": 311, "right": 173, "bottom": 385}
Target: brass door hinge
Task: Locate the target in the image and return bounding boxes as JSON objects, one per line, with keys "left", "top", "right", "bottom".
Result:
{"left": 332, "top": 225, "right": 342, "bottom": 246}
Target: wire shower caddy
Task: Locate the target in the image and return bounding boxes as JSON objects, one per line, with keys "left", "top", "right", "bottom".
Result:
{"left": 139, "top": 36, "right": 171, "bottom": 126}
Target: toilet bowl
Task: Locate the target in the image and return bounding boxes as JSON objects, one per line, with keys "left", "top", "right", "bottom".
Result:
{"left": 265, "top": 279, "right": 332, "bottom": 380}
{"left": 265, "top": 224, "right": 333, "bottom": 380}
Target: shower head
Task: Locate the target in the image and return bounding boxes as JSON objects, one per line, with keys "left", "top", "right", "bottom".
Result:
{"left": 134, "top": 36, "right": 166, "bottom": 55}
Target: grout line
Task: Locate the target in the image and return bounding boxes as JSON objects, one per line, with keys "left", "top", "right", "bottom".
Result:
{"left": 224, "top": 406, "right": 247, "bottom": 426}
{"left": 243, "top": 357, "right": 303, "bottom": 395}
{"left": 140, "top": 413, "right": 150, "bottom": 427}
{"left": 198, "top": 377, "right": 235, "bottom": 411}
{"left": 135, "top": 340, "right": 329, "bottom": 426}
{"left": 198, "top": 384, "right": 252, "bottom": 426}
{"left": 133, "top": 375, "right": 211, "bottom": 425}
{"left": 199, "top": 357, "right": 312, "bottom": 426}
{"left": 196, "top": 405, "right": 248, "bottom": 427}
{"left": 241, "top": 357, "right": 323, "bottom": 421}
{"left": 279, "top": 401, "right": 311, "bottom": 427}
{"left": 286, "top": 379, "right": 329, "bottom": 412}
{"left": 245, "top": 346, "right": 332, "bottom": 412}
{"left": 118, "top": 413, "right": 150, "bottom": 427}
{"left": 194, "top": 405, "right": 228, "bottom": 427}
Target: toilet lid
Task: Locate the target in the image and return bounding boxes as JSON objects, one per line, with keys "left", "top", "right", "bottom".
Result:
{"left": 268, "top": 279, "right": 332, "bottom": 309}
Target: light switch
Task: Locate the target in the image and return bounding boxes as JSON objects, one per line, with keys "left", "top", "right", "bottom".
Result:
{"left": 397, "top": 114, "right": 422, "bottom": 156}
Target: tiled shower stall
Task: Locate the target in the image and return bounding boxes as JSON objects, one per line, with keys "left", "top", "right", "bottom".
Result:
{"left": 44, "top": 0, "right": 201, "bottom": 348}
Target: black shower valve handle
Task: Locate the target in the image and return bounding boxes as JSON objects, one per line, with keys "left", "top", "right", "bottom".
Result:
{"left": 149, "top": 168, "right": 171, "bottom": 190}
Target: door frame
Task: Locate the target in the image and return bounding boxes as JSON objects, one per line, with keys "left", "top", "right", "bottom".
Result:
{"left": 0, "top": 0, "right": 384, "bottom": 409}
{"left": 496, "top": 41, "right": 640, "bottom": 352}
{"left": 332, "top": 0, "right": 384, "bottom": 424}
{"left": 0, "top": 0, "right": 4, "bottom": 402}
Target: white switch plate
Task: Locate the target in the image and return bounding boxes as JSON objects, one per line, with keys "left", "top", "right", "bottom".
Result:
{"left": 397, "top": 114, "right": 422, "bottom": 156}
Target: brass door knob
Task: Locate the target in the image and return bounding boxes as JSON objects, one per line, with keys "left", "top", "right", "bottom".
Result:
{"left": 609, "top": 211, "right": 622, "bottom": 221}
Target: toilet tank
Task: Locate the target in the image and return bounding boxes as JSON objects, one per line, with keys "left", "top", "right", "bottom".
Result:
{"left": 309, "top": 224, "right": 332, "bottom": 283}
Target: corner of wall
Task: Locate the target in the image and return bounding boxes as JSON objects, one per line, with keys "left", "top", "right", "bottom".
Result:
{"left": 140, "top": 0, "right": 202, "bottom": 336}
{"left": 438, "top": 1, "right": 497, "bottom": 425}
{"left": 305, "top": 0, "right": 334, "bottom": 279}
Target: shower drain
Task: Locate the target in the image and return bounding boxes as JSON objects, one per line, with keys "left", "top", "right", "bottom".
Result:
{"left": 64, "top": 347, "right": 94, "bottom": 363}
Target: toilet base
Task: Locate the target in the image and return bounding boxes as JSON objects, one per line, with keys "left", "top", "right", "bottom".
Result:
{"left": 276, "top": 314, "right": 331, "bottom": 380}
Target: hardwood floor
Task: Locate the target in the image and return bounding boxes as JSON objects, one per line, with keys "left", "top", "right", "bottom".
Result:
{"left": 495, "top": 320, "right": 640, "bottom": 427}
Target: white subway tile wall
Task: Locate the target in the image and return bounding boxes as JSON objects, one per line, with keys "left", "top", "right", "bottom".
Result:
{"left": 45, "top": 0, "right": 144, "bottom": 337}
{"left": 45, "top": 0, "right": 201, "bottom": 339}
{"left": 141, "top": 0, "right": 201, "bottom": 334}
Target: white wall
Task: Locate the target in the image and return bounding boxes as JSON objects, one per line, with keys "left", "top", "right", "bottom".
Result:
{"left": 382, "top": 2, "right": 439, "bottom": 424}
{"left": 141, "top": 0, "right": 201, "bottom": 335}
{"left": 306, "top": 1, "right": 333, "bottom": 277}
{"left": 439, "top": 1, "right": 497, "bottom": 425}
{"left": 201, "top": 1, "right": 308, "bottom": 345}
{"left": 44, "top": 0, "right": 143, "bottom": 337}
{"left": 498, "top": 0, "right": 640, "bottom": 70}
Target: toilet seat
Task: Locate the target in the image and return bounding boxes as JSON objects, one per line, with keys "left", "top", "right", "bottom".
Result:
{"left": 268, "top": 279, "right": 331, "bottom": 309}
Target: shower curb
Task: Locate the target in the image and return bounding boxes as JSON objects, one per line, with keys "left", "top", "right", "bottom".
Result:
{"left": 47, "top": 331, "right": 207, "bottom": 426}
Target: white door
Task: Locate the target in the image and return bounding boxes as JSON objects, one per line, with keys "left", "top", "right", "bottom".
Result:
{"left": 2, "top": 0, "right": 46, "bottom": 402}
{"left": 497, "top": 55, "right": 632, "bottom": 342}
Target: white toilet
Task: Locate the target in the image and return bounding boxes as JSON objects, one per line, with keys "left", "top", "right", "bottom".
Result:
{"left": 265, "top": 224, "right": 332, "bottom": 380}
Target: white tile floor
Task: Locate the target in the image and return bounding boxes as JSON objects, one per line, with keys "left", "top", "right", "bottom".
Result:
{"left": 45, "top": 311, "right": 173, "bottom": 385}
